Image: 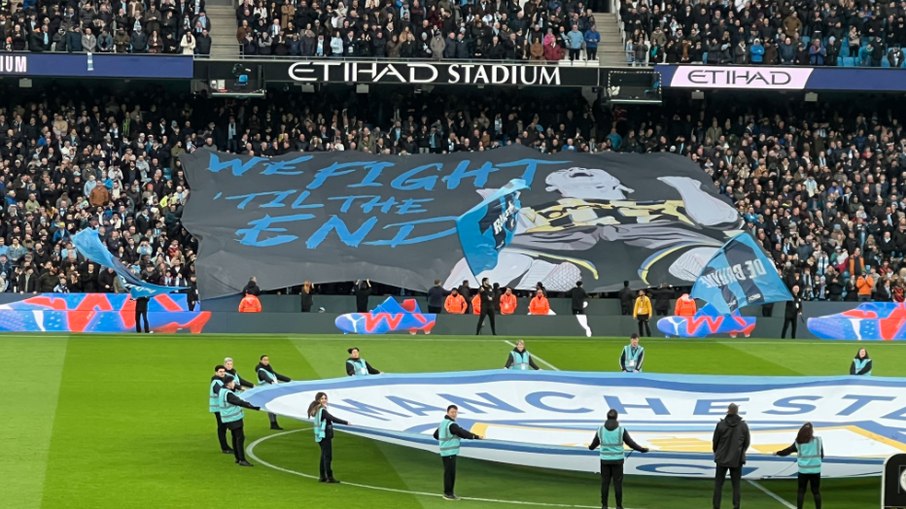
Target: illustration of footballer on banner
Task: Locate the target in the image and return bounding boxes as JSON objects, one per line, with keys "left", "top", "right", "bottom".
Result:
{"left": 447, "top": 167, "right": 743, "bottom": 291}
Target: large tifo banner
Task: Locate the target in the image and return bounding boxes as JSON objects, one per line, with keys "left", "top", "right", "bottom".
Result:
{"left": 180, "top": 146, "right": 742, "bottom": 298}
{"left": 241, "top": 370, "right": 906, "bottom": 478}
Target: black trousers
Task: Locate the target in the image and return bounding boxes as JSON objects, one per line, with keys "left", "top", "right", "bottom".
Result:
{"left": 713, "top": 465, "right": 741, "bottom": 509}
{"left": 600, "top": 461, "right": 624, "bottom": 508}
{"left": 225, "top": 420, "right": 246, "bottom": 462}
{"left": 428, "top": 305, "right": 442, "bottom": 314}
{"left": 476, "top": 308, "right": 496, "bottom": 335}
{"left": 135, "top": 307, "right": 149, "bottom": 333}
{"left": 569, "top": 47, "right": 580, "bottom": 61}
{"left": 318, "top": 438, "right": 334, "bottom": 480}
{"left": 214, "top": 412, "right": 230, "bottom": 450}
{"left": 637, "top": 314, "right": 651, "bottom": 336}
{"left": 781, "top": 317, "right": 797, "bottom": 338}
{"left": 442, "top": 455, "right": 457, "bottom": 496}
{"left": 587, "top": 47, "right": 597, "bottom": 59}
{"left": 797, "top": 473, "right": 821, "bottom": 509}
{"left": 268, "top": 412, "right": 279, "bottom": 426}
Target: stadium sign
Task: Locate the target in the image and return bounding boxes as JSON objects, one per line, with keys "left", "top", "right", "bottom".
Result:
{"left": 241, "top": 370, "right": 906, "bottom": 478}
{"left": 656, "top": 64, "right": 906, "bottom": 92}
{"left": 667, "top": 66, "right": 813, "bottom": 89}
{"left": 0, "top": 54, "right": 28, "bottom": 74}
{"left": 287, "top": 61, "right": 569, "bottom": 86}
{"left": 0, "top": 52, "right": 193, "bottom": 78}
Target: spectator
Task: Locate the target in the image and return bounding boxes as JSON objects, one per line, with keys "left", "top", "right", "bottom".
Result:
{"left": 584, "top": 25, "right": 599, "bottom": 61}
{"left": 749, "top": 38, "right": 764, "bottom": 64}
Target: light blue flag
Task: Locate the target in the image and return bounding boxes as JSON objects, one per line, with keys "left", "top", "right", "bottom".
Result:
{"left": 691, "top": 233, "right": 792, "bottom": 315}
{"left": 71, "top": 229, "right": 188, "bottom": 298}
{"left": 454, "top": 179, "right": 528, "bottom": 275}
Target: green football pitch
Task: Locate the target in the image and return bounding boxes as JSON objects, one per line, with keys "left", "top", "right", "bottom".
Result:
{"left": 5, "top": 334, "right": 904, "bottom": 509}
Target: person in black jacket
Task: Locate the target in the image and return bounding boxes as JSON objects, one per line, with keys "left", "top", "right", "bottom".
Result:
{"left": 568, "top": 280, "right": 588, "bottom": 314}
{"left": 134, "top": 294, "right": 150, "bottom": 333}
{"left": 782, "top": 285, "right": 803, "bottom": 339}
{"left": 427, "top": 279, "right": 446, "bottom": 313}
{"left": 652, "top": 283, "right": 673, "bottom": 316}
{"left": 475, "top": 277, "right": 497, "bottom": 335}
{"left": 242, "top": 276, "right": 261, "bottom": 296}
{"left": 354, "top": 279, "right": 371, "bottom": 312}
{"left": 186, "top": 274, "right": 199, "bottom": 311}
{"left": 588, "top": 409, "right": 649, "bottom": 509}
{"left": 301, "top": 280, "right": 314, "bottom": 312}
{"left": 618, "top": 280, "right": 633, "bottom": 315}
{"left": 307, "top": 392, "right": 350, "bottom": 483}
{"left": 345, "top": 347, "right": 381, "bottom": 376}
{"left": 432, "top": 405, "right": 483, "bottom": 500}
{"left": 256, "top": 355, "right": 291, "bottom": 430}
{"left": 850, "top": 348, "right": 872, "bottom": 375}
{"left": 220, "top": 376, "right": 262, "bottom": 466}
{"left": 712, "top": 403, "right": 751, "bottom": 509}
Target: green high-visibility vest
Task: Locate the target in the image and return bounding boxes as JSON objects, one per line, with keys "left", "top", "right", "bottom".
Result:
{"left": 438, "top": 419, "right": 460, "bottom": 457}
{"left": 853, "top": 358, "right": 872, "bottom": 375}
{"left": 795, "top": 437, "right": 822, "bottom": 474}
{"left": 313, "top": 407, "right": 326, "bottom": 443}
{"left": 597, "top": 425, "right": 625, "bottom": 461}
{"left": 218, "top": 388, "right": 244, "bottom": 424}
{"left": 623, "top": 346, "right": 644, "bottom": 371}
{"left": 347, "top": 359, "right": 369, "bottom": 376}
{"left": 209, "top": 378, "right": 224, "bottom": 413}
{"left": 509, "top": 351, "right": 531, "bottom": 370}
{"left": 258, "top": 367, "right": 277, "bottom": 385}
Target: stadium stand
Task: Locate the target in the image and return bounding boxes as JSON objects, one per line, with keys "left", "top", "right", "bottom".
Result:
{"left": 232, "top": 0, "right": 605, "bottom": 62}
{"left": 0, "top": 82, "right": 905, "bottom": 301}
{"left": 0, "top": 0, "right": 213, "bottom": 54}
{"left": 618, "top": 0, "right": 906, "bottom": 67}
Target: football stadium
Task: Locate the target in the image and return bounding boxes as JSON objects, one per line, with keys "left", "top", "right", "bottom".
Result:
{"left": 3, "top": 0, "right": 906, "bottom": 508}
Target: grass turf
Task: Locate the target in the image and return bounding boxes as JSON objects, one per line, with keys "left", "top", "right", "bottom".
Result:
{"left": 5, "top": 334, "right": 903, "bottom": 509}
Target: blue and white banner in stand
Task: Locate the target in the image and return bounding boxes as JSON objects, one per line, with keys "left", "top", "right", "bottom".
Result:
{"left": 240, "top": 370, "right": 906, "bottom": 479}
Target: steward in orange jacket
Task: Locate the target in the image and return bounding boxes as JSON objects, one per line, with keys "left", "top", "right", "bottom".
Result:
{"left": 674, "top": 294, "right": 697, "bottom": 316}
{"left": 499, "top": 288, "right": 518, "bottom": 315}
{"left": 444, "top": 290, "right": 468, "bottom": 314}
{"left": 471, "top": 293, "right": 481, "bottom": 315}
{"left": 528, "top": 290, "right": 551, "bottom": 315}
{"left": 238, "top": 293, "right": 262, "bottom": 313}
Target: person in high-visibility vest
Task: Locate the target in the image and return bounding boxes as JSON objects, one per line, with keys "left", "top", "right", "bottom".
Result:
{"left": 619, "top": 334, "right": 645, "bottom": 372}
{"left": 444, "top": 288, "right": 467, "bottom": 314}
{"left": 256, "top": 354, "right": 291, "bottom": 430}
{"left": 219, "top": 376, "right": 262, "bottom": 466}
{"left": 499, "top": 287, "right": 518, "bottom": 315}
{"left": 850, "top": 348, "right": 872, "bottom": 375}
{"left": 208, "top": 364, "right": 232, "bottom": 453}
{"left": 432, "top": 405, "right": 483, "bottom": 500}
{"left": 224, "top": 357, "right": 254, "bottom": 390}
{"left": 307, "top": 391, "right": 349, "bottom": 483}
{"left": 774, "top": 422, "right": 823, "bottom": 509}
{"left": 345, "top": 347, "right": 381, "bottom": 376}
{"left": 504, "top": 339, "right": 540, "bottom": 370}
{"left": 587, "top": 409, "right": 649, "bottom": 509}
{"left": 674, "top": 293, "right": 697, "bottom": 316}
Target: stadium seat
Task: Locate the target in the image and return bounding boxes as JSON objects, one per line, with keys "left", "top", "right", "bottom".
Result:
{"left": 801, "top": 36, "right": 810, "bottom": 45}
{"left": 837, "top": 56, "right": 844, "bottom": 66}
{"left": 882, "top": 58, "right": 890, "bottom": 68}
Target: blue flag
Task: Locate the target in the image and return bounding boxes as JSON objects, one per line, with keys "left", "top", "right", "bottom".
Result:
{"left": 455, "top": 179, "right": 528, "bottom": 275}
{"left": 690, "top": 233, "right": 792, "bottom": 315}
{"left": 71, "top": 229, "right": 188, "bottom": 298}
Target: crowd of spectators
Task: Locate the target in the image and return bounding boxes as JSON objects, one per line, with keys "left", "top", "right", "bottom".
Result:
{"left": 1, "top": 83, "right": 906, "bottom": 303}
{"left": 619, "top": 0, "right": 906, "bottom": 67}
{"left": 0, "top": 0, "right": 213, "bottom": 54}
{"left": 234, "top": 0, "right": 602, "bottom": 62}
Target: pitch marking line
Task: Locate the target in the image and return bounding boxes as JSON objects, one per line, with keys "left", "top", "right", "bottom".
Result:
{"left": 503, "top": 340, "right": 561, "bottom": 371}
{"left": 246, "top": 429, "right": 618, "bottom": 508}
{"left": 747, "top": 480, "right": 796, "bottom": 509}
